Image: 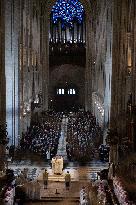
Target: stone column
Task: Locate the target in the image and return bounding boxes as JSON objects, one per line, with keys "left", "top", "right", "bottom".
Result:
{"left": 0, "top": 0, "right": 6, "bottom": 123}
{"left": 110, "top": 0, "right": 117, "bottom": 129}
{"left": 85, "top": 17, "right": 92, "bottom": 111}
{"left": 132, "top": 1, "right": 136, "bottom": 104}
{"left": 5, "top": 0, "right": 20, "bottom": 146}
{"left": 0, "top": 0, "right": 6, "bottom": 171}
{"left": 110, "top": 0, "right": 123, "bottom": 163}
{"left": 41, "top": 12, "right": 49, "bottom": 111}
{"left": 131, "top": 1, "right": 136, "bottom": 151}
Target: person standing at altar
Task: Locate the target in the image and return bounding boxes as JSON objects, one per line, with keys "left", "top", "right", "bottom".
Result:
{"left": 65, "top": 171, "right": 71, "bottom": 190}
{"left": 43, "top": 169, "right": 48, "bottom": 189}
{"left": 46, "top": 149, "right": 50, "bottom": 161}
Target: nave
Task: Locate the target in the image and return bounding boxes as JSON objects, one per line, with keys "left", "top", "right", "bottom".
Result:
{"left": 1, "top": 0, "right": 136, "bottom": 204}
{"left": 1, "top": 112, "right": 117, "bottom": 205}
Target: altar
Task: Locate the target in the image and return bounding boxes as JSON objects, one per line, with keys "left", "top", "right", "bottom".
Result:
{"left": 51, "top": 156, "right": 63, "bottom": 175}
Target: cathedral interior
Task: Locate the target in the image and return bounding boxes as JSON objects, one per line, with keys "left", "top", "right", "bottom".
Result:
{"left": 0, "top": 0, "right": 136, "bottom": 204}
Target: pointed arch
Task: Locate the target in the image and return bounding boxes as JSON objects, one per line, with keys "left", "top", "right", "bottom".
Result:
{"left": 42, "top": 0, "right": 92, "bottom": 111}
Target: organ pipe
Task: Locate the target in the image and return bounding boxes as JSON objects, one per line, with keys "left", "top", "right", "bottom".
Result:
{"left": 59, "top": 21, "right": 61, "bottom": 42}
{"left": 72, "top": 24, "right": 74, "bottom": 43}
{"left": 58, "top": 21, "right": 60, "bottom": 42}
{"left": 61, "top": 23, "right": 63, "bottom": 42}
{"left": 49, "top": 19, "right": 86, "bottom": 44}
{"left": 54, "top": 25, "right": 56, "bottom": 43}
{"left": 81, "top": 21, "right": 83, "bottom": 42}
{"left": 77, "top": 23, "right": 79, "bottom": 43}
{"left": 65, "top": 28, "right": 67, "bottom": 42}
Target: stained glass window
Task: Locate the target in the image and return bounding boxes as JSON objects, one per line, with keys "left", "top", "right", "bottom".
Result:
{"left": 51, "top": 0, "right": 84, "bottom": 28}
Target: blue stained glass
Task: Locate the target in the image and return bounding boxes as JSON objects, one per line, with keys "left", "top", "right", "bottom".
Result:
{"left": 51, "top": 0, "right": 84, "bottom": 28}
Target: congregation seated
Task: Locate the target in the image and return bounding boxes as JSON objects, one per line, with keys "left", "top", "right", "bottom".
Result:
{"left": 20, "top": 111, "right": 63, "bottom": 159}
{"left": 66, "top": 111, "right": 103, "bottom": 162}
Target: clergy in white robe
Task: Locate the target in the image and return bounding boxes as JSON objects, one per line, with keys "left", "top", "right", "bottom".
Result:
{"left": 51, "top": 156, "right": 63, "bottom": 174}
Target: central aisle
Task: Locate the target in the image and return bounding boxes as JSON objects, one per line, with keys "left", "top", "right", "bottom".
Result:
{"left": 57, "top": 116, "right": 68, "bottom": 160}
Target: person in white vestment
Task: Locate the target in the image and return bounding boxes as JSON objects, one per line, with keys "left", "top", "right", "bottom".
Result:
{"left": 46, "top": 149, "right": 50, "bottom": 160}
{"left": 55, "top": 158, "right": 62, "bottom": 174}
{"left": 51, "top": 156, "right": 63, "bottom": 174}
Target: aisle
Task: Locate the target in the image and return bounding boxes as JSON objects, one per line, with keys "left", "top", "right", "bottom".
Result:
{"left": 57, "top": 116, "right": 68, "bottom": 160}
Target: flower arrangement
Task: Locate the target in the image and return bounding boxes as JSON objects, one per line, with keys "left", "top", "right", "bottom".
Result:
{"left": 113, "top": 176, "right": 135, "bottom": 205}
{"left": 97, "top": 183, "right": 106, "bottom": 204}
{"left": 3, "top": 186, "right": 14, "bottom": 204}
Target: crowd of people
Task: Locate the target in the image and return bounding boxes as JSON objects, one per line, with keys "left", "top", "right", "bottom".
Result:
{"left": 66, "top": 111, "right": 103, "bottom": 162}
{"left": 20, "top": 111, "right": 63, "bottom": 160}
{"left": 19, "top": 110, "right": 105, "bottom": 162}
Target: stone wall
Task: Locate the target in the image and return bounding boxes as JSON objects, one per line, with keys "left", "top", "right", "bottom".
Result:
{"left": 49, "top": 64, "right": 85, "bottom": 108}
{"left": 0, "top": 0, "right": 6, "bottom": 124}
{"left": 20, "top": 0, "right": 41, "bottom": 133}
{"left": 91, "top": 0, "right": 112, "bottom": 128}
{"left": 111, "top": 0, "right": 136, "bottom": 143}
{"left": 5, "top": 0, "right": 42, "bottom": 144}
{"left": 0, "top": 0, "right": 6, "bottom": 171}
{"left": 5, "top": 0, "right": 21, "bottom": 146}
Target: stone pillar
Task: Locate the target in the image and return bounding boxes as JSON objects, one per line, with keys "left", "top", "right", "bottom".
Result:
{"left": 41, "top": 13, "right": 49, "bottom": 111}
{"left": 131, "top": 1, "right": 136, "bottom": 151}
{"left": 0, "top": 0, "right": 6, "bottom": 123}
{"left": 85, "top": 17, "right": 92, "bottom": 111}
{"left": 0, "top": 0, "right": 6, "bottom": 171}
{"left": 110, "top": 0, "right": 121, "bottom": 130}
{"left": 103, "top": 0, "right": 113, "bottom": 128}
{"left": 5, "top": 0, "right": 20, "bottom": 146}
{"left": 132, "top": 1, "right": 136, "bottom": 104}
